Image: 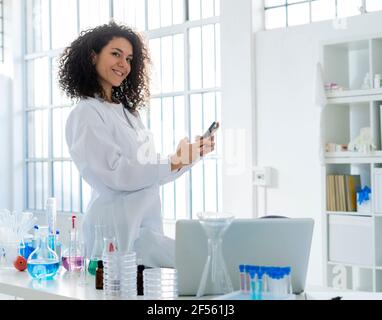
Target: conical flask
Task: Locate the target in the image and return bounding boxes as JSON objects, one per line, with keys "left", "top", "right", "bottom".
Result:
{"left": 88, "top": 225, "right": 105, "bottom": 275}
{"left": 196, "top": 212, "right": 234, "bottom": 298}
{"left": 27, "top": 226, "right": 60, "bottom": 280}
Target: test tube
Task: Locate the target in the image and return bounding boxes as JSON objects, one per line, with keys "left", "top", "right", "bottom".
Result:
{"left": 239, "top": 265, "right": 246, "bottom": 293}
{"left": 244, "top": 265, "right": 251, "bottom": 294}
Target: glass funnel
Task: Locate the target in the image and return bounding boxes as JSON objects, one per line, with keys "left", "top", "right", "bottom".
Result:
{"left": 196, "top": 212, "right": 234, "bottom": 298}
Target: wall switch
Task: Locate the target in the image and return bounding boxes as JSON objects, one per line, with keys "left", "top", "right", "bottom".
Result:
{"left": 253, "top": 166, "right": 272, "bottom": 187}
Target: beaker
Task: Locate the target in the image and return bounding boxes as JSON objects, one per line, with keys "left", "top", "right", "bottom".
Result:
{"left": 196, "top": 212, "right": 234, "bottom": 298}
{"left": 88, "top": 225, "right": 104, "bottom": 276}
{"left": 27, "top": 226, "right": 60, "bottom": 280}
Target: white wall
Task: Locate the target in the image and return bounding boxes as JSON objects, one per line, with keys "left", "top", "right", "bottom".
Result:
{"left": 255, "top": 11, "right": 382, "bottom": 286}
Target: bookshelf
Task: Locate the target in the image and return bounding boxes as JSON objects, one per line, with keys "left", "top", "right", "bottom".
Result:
{"left": 322, "top": 35, "right": 382, "bottom": 292}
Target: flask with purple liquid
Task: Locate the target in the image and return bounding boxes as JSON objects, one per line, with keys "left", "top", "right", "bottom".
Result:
{"left": 62, "top": 215, "right": 84, "bottom": 271}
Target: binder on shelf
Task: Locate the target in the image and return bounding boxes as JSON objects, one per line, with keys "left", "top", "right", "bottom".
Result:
{"left": 326, "top": 174, "right": 361, "bottom": 212}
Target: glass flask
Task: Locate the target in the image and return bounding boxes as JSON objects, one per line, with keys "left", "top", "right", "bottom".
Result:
{"left": 27, "top": 226, "right": 60, "bottom": 280}
{"left": 62, "top": 215, "right": 84, "bottom": 271}
{"left": 196, "top": 212, "right": 234, "bottom": 298}
{"left": 88, "top": 225, "right": 104, "bottom": 276}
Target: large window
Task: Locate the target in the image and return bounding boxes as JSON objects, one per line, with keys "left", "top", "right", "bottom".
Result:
{"left": 0, "top": 0, "right": 3, "bottom": 62}
{"left": 265, "top": 0, "right": 382, "bottom": 29}
{"left": 25, "top": 0, "right": 222, "bottom": 220}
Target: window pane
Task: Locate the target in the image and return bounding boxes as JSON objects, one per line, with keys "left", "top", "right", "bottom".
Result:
{"left": 202, "top": 0, "right": 214, "bottom": 19}
{"left": 366, "top": 0, "right": 382, "bottom": 12}
{"left": 71, "top": 163, "right": 81, "bottom": 212}
{"left": 52, "top": 57, "right": 72, "bottom": 107}
{"left": 28, "top": 162, "right": 35, "bottom": 209}
{"left": 149, "top": 38, "right": 161, "bottom": 94}
{"left": 215, "top": 24, "right": 221, "bottom": 87}
{"left": 32, "top": 110, "right": 49, "bottom": 158}
{"left": 26, "top": 0, "right": 50, "bottom": 53}
{"left": 161, "top": 0, "right": 172, "bottom": 27}
{"left": 63, "top": 161, "right": 72, "bottom": 212}
{"left": 288, "top": 2, "right": 310, "bottom": 26}
{"left": 79, "top": 0, "right": 110, "bottom": 32}
{"left": 52, "top": 108, "right": 63, "bottom": 158}
{"left": 27, "top": 112, "right": 36, "bottom": 158}
{"left": 148, "top": 0, "right": 160, "bottom": 29}
{"left": 311, "top": 0, "right": 336, "bottom": 22}
{"left": 173, "top": 34, "right": 184, "bottom": 92}
{"left": 173, "top": 0, "right": 184, "bottom": 25}
{"left": 35, "top": 162, "right": 43, "bottom": 210}
{"left": 202, "top": 25, "right": 216, "bottom": 88}
{"left": 204, "top": 160, "right": 217, "bottom": 212}
{"left": 190, "top": 94, "right": 203, "bottom": 141}
{"left": 174, "top": 96, "right": 186, "bottom": 143}
{"left": 265, "top": 7, "right": 287, "bottom": 29}
{"left": 53, "top": 162, "right": 63, "bottom": 211}
{"left": 161, "top": 36, "right": 173, "bottom": 93}
{"left": 27, "top": 57, "right": 50, "bottom": 107}
{"left": 113, "top": 0, "right": 146, "bottom": 30}
{"left": 265, "top": 0, "right": 286, "bottom": 7}
{"left": 337, "top": 0, "right": 362, "bottom": 18}
{"left": 216, "top": 92, "right": 222, "bottom": 154}
{"left": 51, "top": 0, "right": 77, "bottom": 49}
{"left": 189, "top": 27, "right": 202, "bottom": 90}
{"left": 215, "top": 0, "right": 220, "bottom": 16}
{"left": 162, "top": 97, "right": 174, "bottom": 155}
{"left": 149, "top": 98, "right": 162, "bottom": 153}
{"left": 191, "top": 162, "right": 203, "bottom": 217}
{"left": 189, "top": 0, "right": 201, "bottom": 21}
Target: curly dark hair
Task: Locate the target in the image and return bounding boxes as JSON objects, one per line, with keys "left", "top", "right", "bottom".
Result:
{"left": 58, "top": 21, "right": 151, "bottom": 111}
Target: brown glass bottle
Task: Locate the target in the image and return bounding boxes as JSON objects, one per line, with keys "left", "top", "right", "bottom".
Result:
{"left": 95, "top": 260, "right": 104, "bottom": 290}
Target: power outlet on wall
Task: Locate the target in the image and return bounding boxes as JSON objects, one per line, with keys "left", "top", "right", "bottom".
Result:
{"left": 253, "top": 166, "right": 273, "bottom": 187}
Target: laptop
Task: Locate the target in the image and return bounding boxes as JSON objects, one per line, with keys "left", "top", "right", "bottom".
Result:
{"left": 175, "top": 218, "right": 314, "bottom": 296}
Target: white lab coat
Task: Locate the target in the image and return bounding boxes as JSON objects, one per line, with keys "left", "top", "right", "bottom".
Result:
{"left": 65, "top": 96, "right": 190, "bottom": 267}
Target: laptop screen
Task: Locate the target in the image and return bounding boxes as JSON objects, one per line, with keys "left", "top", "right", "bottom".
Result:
{"left": 175, "top": 218, "right": 314, "bottom": 296}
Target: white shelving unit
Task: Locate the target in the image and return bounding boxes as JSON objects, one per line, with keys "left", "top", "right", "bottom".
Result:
{"left": 322, "top": 35, "right": 382, "bottom": 292}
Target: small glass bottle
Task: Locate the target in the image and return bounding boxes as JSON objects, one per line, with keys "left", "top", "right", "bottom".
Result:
{"left": 88, "top": 225, "right": 104, "bottom": 276}
{"left": 62, "top": 215, "right": 84, "bottom": 271}
{"left": 27, "top": 226, "right": 60, "bottom": 280}
{"left": 95, "top": 260, "right": 104, "bottom": 290}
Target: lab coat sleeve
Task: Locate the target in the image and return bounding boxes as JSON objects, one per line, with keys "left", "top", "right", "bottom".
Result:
{"left": 158, "top": 163, "right": 194, "bottom": 185}
{"left": 66, "top": 105, "right": 171, "bottom": 192}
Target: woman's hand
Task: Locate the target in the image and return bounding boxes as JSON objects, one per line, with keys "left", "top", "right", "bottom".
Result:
{"left": 170, "top": 134, "right": 216, "bottom": 172}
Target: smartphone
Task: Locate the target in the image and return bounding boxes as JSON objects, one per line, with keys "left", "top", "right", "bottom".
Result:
{"left": 202, "top": 121, "right": 219, "bottom": 138}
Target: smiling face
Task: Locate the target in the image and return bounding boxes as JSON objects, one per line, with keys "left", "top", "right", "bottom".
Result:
{"left": 92, "top": 37, "right": 134, "bottom": 101}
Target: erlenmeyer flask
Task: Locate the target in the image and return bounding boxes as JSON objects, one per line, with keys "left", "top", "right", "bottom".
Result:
{"left": 88, "top": 225, "right": 104, "bottom": 276}
{"left": 196, "top": 212, "right": 234, "bottom": 298}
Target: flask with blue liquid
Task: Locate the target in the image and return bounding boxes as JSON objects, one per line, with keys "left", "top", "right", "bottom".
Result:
{"left": 27, "top": 226, "right": 60, "bottom": 280}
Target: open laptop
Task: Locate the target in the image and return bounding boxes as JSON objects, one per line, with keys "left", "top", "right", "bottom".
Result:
{"left": 175, "top": 218, "right": 314, "bottom": 296}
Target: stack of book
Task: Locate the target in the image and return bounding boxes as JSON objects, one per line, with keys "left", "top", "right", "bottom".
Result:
{"left": 326, "top": 174, "right": 361, "bottom": 212}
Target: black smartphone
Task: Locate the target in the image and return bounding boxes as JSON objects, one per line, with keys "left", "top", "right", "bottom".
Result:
{"left": 202, "top": 121, "right": 219, "bottom": 139}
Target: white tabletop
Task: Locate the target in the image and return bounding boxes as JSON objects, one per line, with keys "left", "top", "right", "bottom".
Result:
{"left": 1, "top": 268, "right": 382, "bottom": 300}
{"left": 0, "top": 267, "right": 107, "bottom": 300}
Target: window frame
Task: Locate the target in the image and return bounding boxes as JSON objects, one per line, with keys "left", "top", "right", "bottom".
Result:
{"left": 264, "top": 0, "right": 372, "bottom": 29}
{"left": 23, "top": 0, "right": 222, "bottom": 221}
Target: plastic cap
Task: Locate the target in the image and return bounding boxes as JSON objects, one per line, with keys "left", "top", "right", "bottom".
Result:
{"left": 34, "top": 225, "right": 39, "bottom": 230}
{"left": 39, "top": 226, "right": 49, "bottom": 237}
{"left": 239, "top": 265, "right": 245, "bottom": 272}
{"left": 56, "top": 229, "right": 60, "bottom": 235}
{"left": 97, "top": 260, "right": 103, "bottom": 269}
{"left": 46, "top": 198, "right": 56, "bottom": 207}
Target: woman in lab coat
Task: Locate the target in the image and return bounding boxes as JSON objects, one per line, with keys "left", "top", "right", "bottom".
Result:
{"left": 59, "top": 22, "right": 217, "bottom": 267}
